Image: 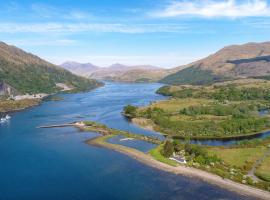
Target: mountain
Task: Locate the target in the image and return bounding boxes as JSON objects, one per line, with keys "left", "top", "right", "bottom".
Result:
{"left": 107, "top": 68, "right": 168, "bottom": 83}
{"left": 0, "top": 42, "right": 101, "bottom": 96}
{"left": 107, "top": 63, "right": 129, "bottom": 70}
{"left": 60, "top": 61, "right": 100, "bottom": 77}
{"left": 60, "top": 61, "right": 169, "bottom": 82}
{"left": 90, "top": 63, "right": 169, "bottom": 82}
{"left": 160, "top": 42, "right": 270, "bottom": 85}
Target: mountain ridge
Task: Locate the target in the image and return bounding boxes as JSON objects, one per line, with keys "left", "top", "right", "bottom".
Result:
{"left": 61, "top": 61, "right": 100, "bottom": 77}
{"left": 61, "top": 62, "right": 169, "bottom": 82}
{"left": 161, "top": 41, "right": 270, "bottom": 85}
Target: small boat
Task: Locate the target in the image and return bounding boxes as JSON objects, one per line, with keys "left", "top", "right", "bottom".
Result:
{"left": 0, "top": 118, "right": 6, "bottom": 123}
{"left": 0, "top": 115, "right": 11, "bottom": 123}
{"left": 120, "top": 138, "right": 134, "bottom": 141}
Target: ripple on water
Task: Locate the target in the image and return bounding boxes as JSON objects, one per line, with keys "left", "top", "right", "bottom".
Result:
{"left": 0, "top": 82, "right": 256, "bottom": 200}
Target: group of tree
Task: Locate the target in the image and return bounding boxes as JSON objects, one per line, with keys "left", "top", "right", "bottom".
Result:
{"left": 179, "top": 103, "right": 255, "bottom": 117}
{"left": 157, "top": 84, "right": 270, "bottom": 102}
{"left": 212, "top": 85, "right": 270, "bottom": 101}
{"left": 123, "top": 105, "right": 138, "bottom": 118}
{"left": 161, "top": 140, "right": 220, "bottom": 165}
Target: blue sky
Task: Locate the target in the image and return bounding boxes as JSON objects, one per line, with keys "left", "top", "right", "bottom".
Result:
{"left": 1, "top": 0, "right": 270, "bottom": 68}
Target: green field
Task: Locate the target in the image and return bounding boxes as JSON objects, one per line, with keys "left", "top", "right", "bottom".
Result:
{"left": 256, "top": 153, "right": 270, "bottom": 182}
{"left": 207, "top": 146, "right": 267, "bottom": 169}
{"left": 145, "top": 98, "right": 212, "bottom": 112}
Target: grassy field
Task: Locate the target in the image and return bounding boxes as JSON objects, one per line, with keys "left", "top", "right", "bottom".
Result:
{"left": 207, "top": 146, "right": 267, "bottom": 170}
{"left": 256, "top": 154, "right": 270, "bottom": 182}
{"left": 146, "top": 98, "right": 213, "bottom": 113}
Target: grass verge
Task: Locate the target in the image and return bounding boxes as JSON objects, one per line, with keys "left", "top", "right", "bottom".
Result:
{"left": 149, "top": 144, "right": 178, "bottom": 167}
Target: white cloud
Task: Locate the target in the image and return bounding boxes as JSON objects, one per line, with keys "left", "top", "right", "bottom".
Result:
{"left": 151, "top": 0, "right": 270, "bottom": 18}
{"left": 0, "top": 22, "right": 186, "bottom": 34}
{"left": 30, "top": 3, "right": 93, "bottom": 20}
{"left": 5, "top": 39, "right": 77, "bottom": 46}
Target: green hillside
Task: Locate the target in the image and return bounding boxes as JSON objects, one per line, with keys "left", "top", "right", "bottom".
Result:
{"left": 0, "top": 42, "right": 102, "bottom": 94}
{"left": 160, "top": 66, "right": 227, "bottom": 85}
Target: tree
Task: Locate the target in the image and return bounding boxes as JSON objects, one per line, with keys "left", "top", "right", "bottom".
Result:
{"left": 173, "top": 140, "right": 182, "bottom": 152}
{"left": 123, "top": 105, "right": 137, "bottom": 118}
{"left": 162, "top": 141, "right": 174, "bottom": 158}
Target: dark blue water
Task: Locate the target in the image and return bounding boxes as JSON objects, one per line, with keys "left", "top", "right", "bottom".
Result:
{"left": 190, "top": 130, "right": 270, "bottom": 146}
{"left": 107, "top": 135, "right": 157, "bottom": 153}
{"left": 0, "top": 82, "right": 254, "bottom": 200}
{"left": 259, "top": 109, "right": 269, "bottom": 116}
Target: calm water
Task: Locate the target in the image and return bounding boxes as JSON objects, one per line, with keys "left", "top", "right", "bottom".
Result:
{"left": 107, "top": 135, "right": 157, "bottom": 153}
{"left": 190, "top": 110, "right": 270, "bottom": 146}
{"left": 0, "top": 82, "right": 254, "bottom": 200}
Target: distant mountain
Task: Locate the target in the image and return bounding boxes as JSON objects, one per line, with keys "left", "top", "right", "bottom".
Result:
{"left": 107, "top": 63, "right": 128, "bottom": 70}
{"left": 61, "top": 61, "right": 170, "bottom": 82}
{"left": 90, "top": 63, "right": 169, "bottom": 82}
{"left": 109, "top": 68, "right": 169, "bottom": 83}
{"left": 60, "top": 61, "right": 100, "bottom": 77}
{"left": 0, "top": 42, "right": 101, "bottom": 96}
{"left": 161, "top": 42, "right": 270, "bottom": 85}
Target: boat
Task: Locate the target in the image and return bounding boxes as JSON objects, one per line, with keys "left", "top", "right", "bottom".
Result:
{"left": 0, "top": 118, "right": 6, "bottom": 123}
{"left": 120, "top": 138, "right": 134, "bottom": 141}
{"left": 0, "top": 115, "right": 11, "bottom": 123}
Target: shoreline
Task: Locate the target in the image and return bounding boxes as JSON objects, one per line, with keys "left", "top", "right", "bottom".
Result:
{"left": 0, "top": 99, "right": 41, "bottom": 114}
{"left": 0, "top": 84, "right": 104, "bottom": 114}
{"left": 87, "top": 136, "right": 270, "bottom": 200}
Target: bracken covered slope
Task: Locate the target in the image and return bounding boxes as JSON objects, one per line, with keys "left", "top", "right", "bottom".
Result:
{"left": 161, "top": 42, "right": 270, "bottom": 85}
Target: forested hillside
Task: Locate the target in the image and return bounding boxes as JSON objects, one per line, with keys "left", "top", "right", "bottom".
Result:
{"left": 0, "top": 42, "right": 101, "bottom": 95}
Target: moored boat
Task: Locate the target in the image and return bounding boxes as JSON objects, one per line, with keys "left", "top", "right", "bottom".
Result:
{"left": 0, "top": 118, "right": 6, "bottom": 123}
{"left": 0, "top": 115, "right": 11, "bottom": 123}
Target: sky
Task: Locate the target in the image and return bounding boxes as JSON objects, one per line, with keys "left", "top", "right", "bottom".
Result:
{"left": 1, "top": 0, "right": 270, "bottom": 68}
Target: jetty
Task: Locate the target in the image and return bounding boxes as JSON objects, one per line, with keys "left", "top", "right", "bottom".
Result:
{"left": 37, "top": 121, "right": 84, "bottom": 129}
{"left": 38, "top": 120, "right": 161, "bottom": 144}
{"left": 38, "top": 124, "right": 75, "bottom": 128}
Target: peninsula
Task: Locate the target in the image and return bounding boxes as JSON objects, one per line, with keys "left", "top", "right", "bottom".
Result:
{"left": 39, "top": 120, "right": 270, "bottom": 199}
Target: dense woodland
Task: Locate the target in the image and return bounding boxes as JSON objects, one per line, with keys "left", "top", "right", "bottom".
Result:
{"left": 157, "top": 84, "right": 270, "bottom": 101}
{"left": 0, "top": 60, "right": 101, "bottom": 94}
